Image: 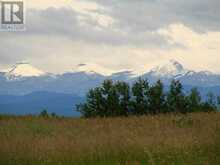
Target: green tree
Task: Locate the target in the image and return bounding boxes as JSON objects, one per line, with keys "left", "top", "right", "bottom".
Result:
{"left": 201, "top": 92, "right": 217, "bottom": 112}
{"left": 186, "top": 88, "right": 202, "bottom": 112}
{"left": 39, "top": 109, "right": 49, "bottom": 118}
{"left": 77, "top": 79, "right": 219, "bottom": 118}
{"left": 115, "top": 81, "right": 130, "bottom": 116}
{"left": 101, "top": 80, "right": 120, "bottom": 116}
{"left": 167, "top": 80, "right": 186, "bottom": 113}
{"left": 51, "top": 112, "right": 58, "bottom": 118}
{"left": 217, "top": 96, "right": 220, "bottom": 111}
{"left": 131, "top": 78, "right": 149, "bottom": 115}
{"left": 77, "top": 87, "right": 104, "bottom": 117}
{"left": 148, "top": 80, "right": 166, "bottom": 114}
{"left": 207, "top": 92, "right": 216, "bottom": 107}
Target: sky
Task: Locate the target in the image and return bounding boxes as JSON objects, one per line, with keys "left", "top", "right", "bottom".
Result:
{"left": 0, "top": 0, "right": 220, "bottom": 74}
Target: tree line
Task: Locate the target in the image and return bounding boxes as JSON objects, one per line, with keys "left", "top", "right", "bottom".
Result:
{"left": 77, "top": 79, "right": 220, "bottom": 118}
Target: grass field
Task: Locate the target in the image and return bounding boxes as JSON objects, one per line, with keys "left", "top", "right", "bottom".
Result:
{"left": 0, "top": 112, "right": 220, "bottom": 165}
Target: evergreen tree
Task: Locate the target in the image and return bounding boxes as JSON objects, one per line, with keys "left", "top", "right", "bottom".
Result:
{"left": 148, "top": 80, "right": 166, "bottom": 114}
{"left": 202, "top": 92, "right": 217, "bottom": 112}
{"left": 101, "top": 80, "right": 120, "bottom": 116}
{"left": 131, "top": 78, "right": 149, "bottom": 115}
{"left": 186, "top": 88, "right": 202, "bottom": 112}
{"left": 115, "top": 81, "right": 130, "bottom": 116}
{"left": 207, "top": 92, "right": 216, "bottom": 107}
{"left": 77, "top": 87, "right": 104, "bottom": 117}
{"left": 217, "top": 96, "right": 220, "bottom": 111}
{"left": 167, "top": 80, "right": 187, "bottom": 113}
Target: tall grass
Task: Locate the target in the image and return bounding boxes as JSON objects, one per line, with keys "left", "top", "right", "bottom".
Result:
{"left": 0, "top": 112, "right": 220, "bottom": 164}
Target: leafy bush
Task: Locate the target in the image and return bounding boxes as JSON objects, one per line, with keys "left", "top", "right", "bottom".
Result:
{"left": 39, "top": 110, "right": 49, "bottom": 118}
{"left": 39, "top": 110, "right": 58, "bottom": 118}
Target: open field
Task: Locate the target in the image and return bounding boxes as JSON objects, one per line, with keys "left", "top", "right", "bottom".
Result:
{"left": 0, "top": 113, "right": 220, "bottom": 165}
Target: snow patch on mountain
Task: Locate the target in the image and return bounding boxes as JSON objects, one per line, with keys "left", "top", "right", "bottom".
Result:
{"left": 4, "top": 62, "right": 46, "bottom": 80}
{"left": 0, "top": 60, "right": 220, "bottom": 95}
{"left": 149, "top": 60, "right": 189, "bottom": 78}
{"left": 73, "top": 63, "right": 116, "bottom": 76}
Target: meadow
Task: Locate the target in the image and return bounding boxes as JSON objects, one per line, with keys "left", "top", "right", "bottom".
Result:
{"left": 0, "top": 112, "right": 220, "bottom": 165}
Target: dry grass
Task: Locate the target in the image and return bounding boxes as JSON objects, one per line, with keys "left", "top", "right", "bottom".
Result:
{"left": 0, "top": 112, "right": 220, "bottom": 164}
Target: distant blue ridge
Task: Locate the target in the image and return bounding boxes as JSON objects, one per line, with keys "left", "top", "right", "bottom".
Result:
{"left": 0, "top": 91, "right": 84, "bottom": 117}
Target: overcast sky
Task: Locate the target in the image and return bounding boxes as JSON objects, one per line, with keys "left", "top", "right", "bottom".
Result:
{"left": 0, "top": 0, "right": 220, "bottom": 73}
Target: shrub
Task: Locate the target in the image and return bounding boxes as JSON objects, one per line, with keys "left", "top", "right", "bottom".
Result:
{"left": 39, "top": 110, "right": 49, "bottom": 118}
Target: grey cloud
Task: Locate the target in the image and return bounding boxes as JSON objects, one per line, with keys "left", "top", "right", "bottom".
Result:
{"left": 0, "top": 7, "right": 179, "bottom": 48}
{"left": 0, "top": 0, "right": 219, "bottom": 70}
{"left": 92, "top": 0, "right": 220, "bottom": 33}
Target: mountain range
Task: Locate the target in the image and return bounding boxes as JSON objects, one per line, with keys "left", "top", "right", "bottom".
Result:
{"left": 1, "top": 60, "right": 220, "bottom": 95}
{"left": 0, "top": 60, "right": 220, "bottom": 116}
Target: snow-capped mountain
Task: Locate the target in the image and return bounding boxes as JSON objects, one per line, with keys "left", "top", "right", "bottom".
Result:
{"left": 177, "top": 70, "right": 220, "bottom": 86}
{"left": 140, "top": 60, "right": 220, "bottom": 86}
{"left": 147, "top": 60, "right": 190, "bottom": 78}
{"left": 72, "top": 63, "right": 116, "bottom": 76}
{"left": 0, "top": 60, "right": 220, "bottom": 96}
{"left": 3, "top": 62, "right": 46, "bottom": 80}
{"left": 1, "top": 60, "right": 220, "bottom": 116}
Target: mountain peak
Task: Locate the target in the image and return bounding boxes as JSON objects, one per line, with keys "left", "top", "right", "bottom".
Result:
{"left": 149, "top": 59, "right": 187, "bottom": 78}
{"left": 4, "top": 62, "right": 45, "bottom": 80}
{"left": 169, "top": 59, "right": 184, "bottom": 68}
{"left": 73, "top": 63, "right": 115, "bottom": 76}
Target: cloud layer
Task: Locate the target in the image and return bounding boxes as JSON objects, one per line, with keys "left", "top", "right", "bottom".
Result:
{"left": 0, "top": 0, "right": 220, "bottom": 73}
